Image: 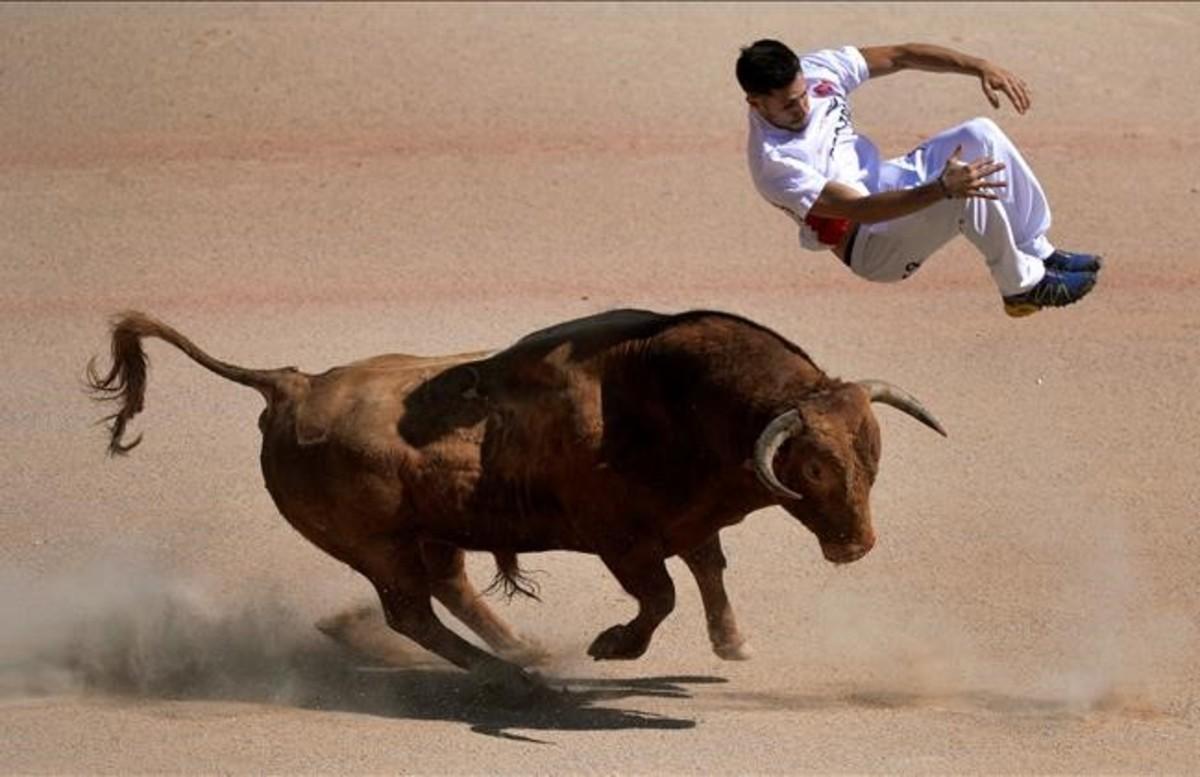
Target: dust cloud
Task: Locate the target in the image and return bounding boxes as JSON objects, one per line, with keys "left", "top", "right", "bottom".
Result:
{"left": 0, "top": 555, "right": 354, "bottom": 705}
{"left": 807, "top": 506, "right": 1197, "bottom": 718}
{"left": 0, "top": 553, "right": 579, "bottom": 712}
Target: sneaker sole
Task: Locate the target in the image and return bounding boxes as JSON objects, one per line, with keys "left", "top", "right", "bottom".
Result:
{"left": 1003, "top": 274, "right": 1098, "bottom": 317}
{"left": 1004, "top": 302, "right": 1042, "bottom": 318}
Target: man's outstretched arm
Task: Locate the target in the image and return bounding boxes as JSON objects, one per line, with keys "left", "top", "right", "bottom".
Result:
{"left": 859, "top": 43, "right": 1031, "bottom": 114}
{"left": 808, "top": 145, "right": 1006, "bottom": 224}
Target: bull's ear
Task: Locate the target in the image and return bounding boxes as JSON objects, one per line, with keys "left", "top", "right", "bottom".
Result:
{"left": 752, "top": 409, "right": 805, "bottom": 501}
{"left": 857, "top": 380, "right": 947, "bottom": 437}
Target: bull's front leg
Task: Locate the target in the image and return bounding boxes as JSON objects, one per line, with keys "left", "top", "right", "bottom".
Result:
{"left": 680, "top": 532, "right": 752, "bottom": 660}
{"left": 588, "top": 549, "right": 675, "bottom": 660}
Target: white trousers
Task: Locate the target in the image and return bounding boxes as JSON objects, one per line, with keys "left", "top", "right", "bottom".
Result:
{"left": 849, "top": 117, "right": 1052, "bottom": 296}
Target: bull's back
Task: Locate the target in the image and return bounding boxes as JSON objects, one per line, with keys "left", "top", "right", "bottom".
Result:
{"left": 288, "top": 350, "right": 493, "bottom": 449}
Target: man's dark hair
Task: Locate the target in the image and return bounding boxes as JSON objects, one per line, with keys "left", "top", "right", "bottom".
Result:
{"left": 736, "top": 39, "right": 800, "bottom": 95}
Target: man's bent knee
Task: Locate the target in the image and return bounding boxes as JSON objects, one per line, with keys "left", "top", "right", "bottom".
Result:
{"left": 963, "top": 116, "right": 1011, "bottom": 147}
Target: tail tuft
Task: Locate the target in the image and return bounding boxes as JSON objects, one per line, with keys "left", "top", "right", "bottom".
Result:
{"left": 85, "top": 312, "right": 155, "bottom": 456}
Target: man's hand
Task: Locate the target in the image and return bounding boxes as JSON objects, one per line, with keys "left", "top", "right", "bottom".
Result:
{"left": 978, "top": 61, "right": 1031, "bottom": 114}
{"left": 938, "top": 144, "right": 1007, "bottom": 200}
{"left": 809, "top": 145, "right": 1004, "bottom": 224}
{"left": 861, "top": 43, "right": 1033, "bottom": 114}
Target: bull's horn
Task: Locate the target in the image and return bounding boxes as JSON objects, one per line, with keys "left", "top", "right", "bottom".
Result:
{"left": 857, "top": 380, "right": 948, "bottom": 437}
{"left": 752, "top": 409, "right": 805, "bottom": 502}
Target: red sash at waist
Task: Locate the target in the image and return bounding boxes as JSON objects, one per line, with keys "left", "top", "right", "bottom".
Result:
{"left": 803, "top": 213, "right": 853, "bottom": 246}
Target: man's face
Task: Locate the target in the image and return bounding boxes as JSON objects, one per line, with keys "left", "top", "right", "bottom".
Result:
{"left": 747, "top": 75, "right": 810, "bottom": 132}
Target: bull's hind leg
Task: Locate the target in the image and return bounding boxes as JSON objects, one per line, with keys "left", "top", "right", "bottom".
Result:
{"left": 681, "top": 533, "right": 752, "bottom": 660}
{"left": 314, "top": 603, "right": 419, "bottom": 666}
{"left": 354, "top": 539, "right": 537, "bottom": 692}
{"left": 587, "top": 549, "right": 675, "bottom": 660}
{"left": 419, "top": 541, "right": 549, "bottom": 666}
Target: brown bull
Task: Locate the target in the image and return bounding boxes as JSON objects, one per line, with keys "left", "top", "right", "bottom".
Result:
{"left": 87, "top": 308, "right": 944, "bottom": 690}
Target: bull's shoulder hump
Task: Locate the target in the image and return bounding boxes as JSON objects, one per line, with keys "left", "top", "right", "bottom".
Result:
{"left": 667, "top": 310, "right": 816, "bottom": 364}
{"left": 507, "top": 309, "right": 667, "bottom": 350}
{"left": 490, "top": 308, "right": 816, "bottom": 374}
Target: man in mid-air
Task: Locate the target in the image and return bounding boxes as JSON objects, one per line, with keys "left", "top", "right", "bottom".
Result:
{"left": 737, "top": 40, "right": 1101, "bottom": 317}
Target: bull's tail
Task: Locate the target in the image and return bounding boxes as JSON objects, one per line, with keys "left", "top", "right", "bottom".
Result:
{"left": 484, "top": 551, "right": 542, "bottom": 601}
{"left": 85, "top": 310, "right": 303, "bottom": 456}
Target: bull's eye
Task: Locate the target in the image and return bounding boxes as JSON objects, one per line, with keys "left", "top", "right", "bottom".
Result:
{"left": 802, "top": 460, "right": 825, "bottom": 484}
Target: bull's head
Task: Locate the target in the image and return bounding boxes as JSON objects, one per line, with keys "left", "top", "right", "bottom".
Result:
{"left": 752, "top": 380, "right": 945, "bottom": 565}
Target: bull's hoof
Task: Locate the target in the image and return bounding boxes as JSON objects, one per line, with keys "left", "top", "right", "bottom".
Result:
{"left": 587, "top": 624, "right": 650, "bottom": 660}
{"left": 314, "top": 604, "right": 377, "bottom": 640}
{"left": 471, "top": 660, "right": 559, "bottom": 707}
{"left": 713, "top": 639, "right": 754, "bottom": 661}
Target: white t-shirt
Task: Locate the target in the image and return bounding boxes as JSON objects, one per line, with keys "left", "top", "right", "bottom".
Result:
{"left": 746, "top": 45, "right": 881, "bottom": 250}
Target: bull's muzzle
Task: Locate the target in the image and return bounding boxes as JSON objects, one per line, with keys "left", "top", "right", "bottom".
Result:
{"left": 819, "top": 538, "right": 874, "bottom": 565}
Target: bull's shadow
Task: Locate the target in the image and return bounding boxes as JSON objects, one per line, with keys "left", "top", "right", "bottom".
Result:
{"left": 293, "top": 658, "right": 713, "bottom": 743}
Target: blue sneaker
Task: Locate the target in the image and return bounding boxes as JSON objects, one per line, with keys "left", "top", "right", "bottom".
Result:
{"left": 1003, "top": 268, "right": 1097, "bottom": 317}
{"left": 1044, "top": 249, "right": 1103, "bottom": 273}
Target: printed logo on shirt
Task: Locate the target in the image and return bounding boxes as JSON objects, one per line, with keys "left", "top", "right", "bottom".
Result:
{"left": 812, "top": 80, "right": 838, "bottom": 98}
{"left": 826, "top": 96, "right": 853, "bottom": 161}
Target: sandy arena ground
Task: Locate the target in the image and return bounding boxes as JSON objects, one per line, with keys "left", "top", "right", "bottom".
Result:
{"left": 2, "top": 3, "right": 1198, "bottom": 773}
